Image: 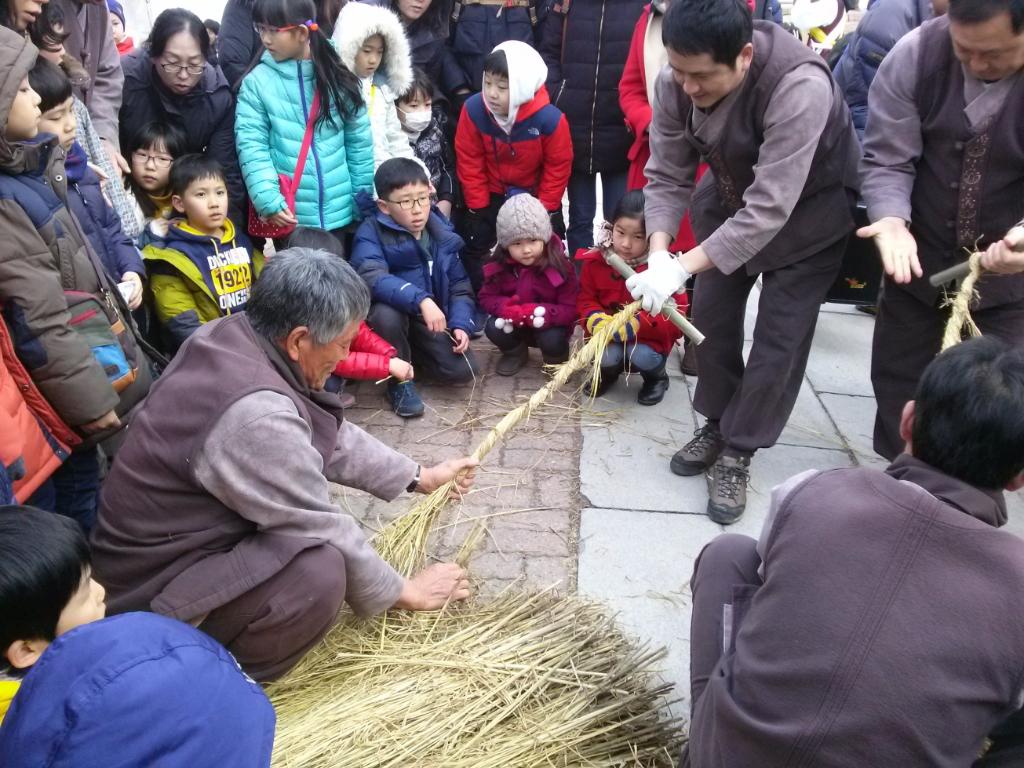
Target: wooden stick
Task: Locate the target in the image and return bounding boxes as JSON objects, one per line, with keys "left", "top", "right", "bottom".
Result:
{"left": 604, "top": 253, "right": 705, "bottom": 345}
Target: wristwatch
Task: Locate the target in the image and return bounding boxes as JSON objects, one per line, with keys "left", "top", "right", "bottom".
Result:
{"left": 406, "top": 465, "right": 421, "bottom": 493}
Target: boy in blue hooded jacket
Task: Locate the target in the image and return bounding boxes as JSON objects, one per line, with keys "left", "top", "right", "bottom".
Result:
{"left": 351, "top": 158, "right": 479, "bottom": 418}
{"left": 0, "top": 506, "right": 274, "bottom": 766}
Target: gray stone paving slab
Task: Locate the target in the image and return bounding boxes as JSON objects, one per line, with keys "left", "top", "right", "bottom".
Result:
{"left": 580, "top": 370, "right": 699, "bottom": 513}
{"left": 578, "top": 507, "right": 721, "bottom": 717}
{"left": 818, "top": 392, "right": 885, "bottom": 468}
{"left": 778, "top": 384, "right": 848, "bottom": 451}
{"left": 804, "top": 311, "right": 875, "bottom": 396}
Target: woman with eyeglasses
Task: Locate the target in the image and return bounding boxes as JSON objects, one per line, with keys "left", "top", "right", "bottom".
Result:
{"left": 119, "top": 9, "right": 245, "bottom": 224}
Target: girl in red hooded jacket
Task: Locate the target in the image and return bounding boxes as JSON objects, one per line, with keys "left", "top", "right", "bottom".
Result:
{"left": 576, "top": 190, "right": 686, "bottom": 406}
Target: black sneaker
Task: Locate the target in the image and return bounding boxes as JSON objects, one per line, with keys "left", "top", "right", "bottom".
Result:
{"left": 706, "top": 454, "right": 750, "bottom": 525}
{"left": 670, "top": 423, "right": 725, "bottom": 476}
{"left": 386, "top": 380, "right": 425, "bottom": 418}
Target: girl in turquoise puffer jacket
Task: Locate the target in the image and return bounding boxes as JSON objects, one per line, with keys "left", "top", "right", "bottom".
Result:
{"left": 236, "top": 0, "right": 375, "bottom": 243}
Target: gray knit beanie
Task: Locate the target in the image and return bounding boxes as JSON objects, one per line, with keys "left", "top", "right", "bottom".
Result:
{"left": 495, "top": 194, "right": 553, "bottom": 248}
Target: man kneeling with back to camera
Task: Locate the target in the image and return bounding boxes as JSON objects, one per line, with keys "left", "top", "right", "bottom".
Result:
{"left": 685, "top": 336, "right": 1024, "bottom": 767}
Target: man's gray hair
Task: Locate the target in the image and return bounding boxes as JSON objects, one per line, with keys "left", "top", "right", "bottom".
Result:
{"left": 247, "top": 248, "right": 370, "bottom": 344}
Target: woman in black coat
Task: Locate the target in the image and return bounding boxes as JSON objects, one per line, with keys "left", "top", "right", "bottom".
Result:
{"left": 119, "top": 9, "right": 245, "bottom": 219}
{"left": 360, "top": 0, "right": 452, "bottom": 87}
{"left": 538, "top": 0, "right": 647, "bottom": 256}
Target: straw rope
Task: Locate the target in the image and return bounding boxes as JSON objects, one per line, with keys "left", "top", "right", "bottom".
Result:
{"left": 267, "top": 302, "right": 683, "bottom": 767}
{"left": 940, "top": 252, "right": 984, "bottom": 352}
{"left": 375, "top": 301, "right": 645, "bottom": 576}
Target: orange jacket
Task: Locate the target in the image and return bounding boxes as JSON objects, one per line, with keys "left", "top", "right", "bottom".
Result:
{"left": 0, "top": 315, "right": 78, "bottom": 502}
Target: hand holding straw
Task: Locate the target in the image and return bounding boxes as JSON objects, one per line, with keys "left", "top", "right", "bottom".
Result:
{"left": 604, "top": 253, "right": 705, "bottom": 345}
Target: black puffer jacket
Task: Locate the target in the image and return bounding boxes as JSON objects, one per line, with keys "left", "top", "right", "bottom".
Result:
{"left": 538, "top": 0, "right": 646, "bottom": 175}
{"left": 441, "top": 1, "right": 542, "bottom": 97}
{"left": 119, "top": 50, "right": 244, "bottom": 219}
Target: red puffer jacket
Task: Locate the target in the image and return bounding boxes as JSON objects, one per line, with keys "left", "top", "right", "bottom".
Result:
{"left": 455, "top": 88, "right": 573, "bottom": 212}
{"left": 333, "top": 321, "right": 398, "bottom": 381}
{"left": 0, "top": 315, "right": 78, "bottom": 502}
{"left": 575, "top": 247, "right": 687, "bottom": 356}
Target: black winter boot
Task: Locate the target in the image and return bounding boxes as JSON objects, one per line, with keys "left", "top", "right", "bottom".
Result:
{"left": 637, "top": 364, "right": 670, "bottom": 406}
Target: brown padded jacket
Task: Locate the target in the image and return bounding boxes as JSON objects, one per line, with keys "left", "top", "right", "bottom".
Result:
{"left": 0, "top": 30, "right": 146, "bottom": 429}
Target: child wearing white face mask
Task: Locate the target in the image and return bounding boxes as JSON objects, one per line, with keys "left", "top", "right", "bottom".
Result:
{"left": 396, "top": 68, "right": 458, "bottom": 220}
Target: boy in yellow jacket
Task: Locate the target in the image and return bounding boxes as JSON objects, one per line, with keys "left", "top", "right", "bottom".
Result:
{"left": 144, "top": 154, "right": 263, "bottom": 352}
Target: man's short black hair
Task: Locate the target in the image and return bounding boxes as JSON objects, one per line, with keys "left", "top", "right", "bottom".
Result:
{"left": 663, "top": 0, "right": 754, "bottom": 66}
{"left": 204, "top": 18, "right": 221, "bottom": 34}
{"left": 374, "top": 157, "right": 429, "bottom": 199}
{"left": 483, "top": 50, "right": 509, "bottom": 79}
{"left": 0, "top": 507, "right": 90, "bottom": 673}
{"left": 949, "top": 0, "right": 1024, "bottom": 32}
{"left": 169, "top": 153, "right": 226, "bottom": 197}
{"left": 912, "top": 337, "right": 1024, "bottom": 488}
{"left": 27, "top": 58, "right": 72, "bottom": 114}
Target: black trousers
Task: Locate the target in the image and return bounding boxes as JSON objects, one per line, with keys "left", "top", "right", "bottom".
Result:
{"left": 691, "top": 237, "right": 845, "bottom": 454}
{"left": 484, "top": 316, "right": 571, "bottom": 359}
{"left": 367, "top": 302, "right": 478, "bottom": 383}
{"left": 871, "top": 279, "right": 1024, "bottom": 460}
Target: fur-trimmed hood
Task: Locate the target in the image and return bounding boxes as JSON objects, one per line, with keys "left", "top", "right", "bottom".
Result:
{"left": 334, "top": 1, "right": 412, "bottom": 96}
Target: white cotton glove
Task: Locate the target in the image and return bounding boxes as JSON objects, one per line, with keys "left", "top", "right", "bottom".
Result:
{"left": 625, "top": 250, "right": 690, "bottom": 314}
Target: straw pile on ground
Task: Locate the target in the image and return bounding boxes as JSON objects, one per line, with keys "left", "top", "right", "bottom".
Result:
{"left": 267, "top": 302, "right": 684, "bottom": 767}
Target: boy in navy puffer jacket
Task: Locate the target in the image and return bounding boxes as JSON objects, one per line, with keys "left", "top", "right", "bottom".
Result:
{"left": 351, "top": 158, "right": 479, "bottom": 418}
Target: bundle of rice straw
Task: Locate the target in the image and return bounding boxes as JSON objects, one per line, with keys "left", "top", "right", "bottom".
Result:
{"left": 268, "top": 302, "right": 684, "bottom": 767}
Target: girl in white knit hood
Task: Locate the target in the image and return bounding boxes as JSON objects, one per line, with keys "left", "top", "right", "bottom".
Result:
{"left": 333, "top": 2, "right": 415, "bottom": 170}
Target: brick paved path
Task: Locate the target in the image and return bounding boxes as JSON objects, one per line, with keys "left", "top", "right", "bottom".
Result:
{"left": 336, "top": 342, "right": 585, "bottom": 596}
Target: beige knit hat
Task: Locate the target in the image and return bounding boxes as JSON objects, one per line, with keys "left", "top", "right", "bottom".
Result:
{"left": 495, "top": 194, "right": 553, "bottom": 248}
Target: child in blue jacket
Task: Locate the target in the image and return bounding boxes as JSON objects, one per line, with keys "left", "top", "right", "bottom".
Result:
{"left": 0, "top": 507, "right": 275, "bottom": 765}
{"left": 351, "top": 158, "right": 479, "bottom": 418}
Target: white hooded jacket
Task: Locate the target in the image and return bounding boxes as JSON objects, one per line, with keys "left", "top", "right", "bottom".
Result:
{"left": 487, "top": 40, "right": 549, "bottom": 137}
{"left": 334, "top": 2, "right": 415, "bottom": 170}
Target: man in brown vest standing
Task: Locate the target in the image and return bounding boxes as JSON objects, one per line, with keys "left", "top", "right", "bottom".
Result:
{"left": 859, "top": 0, "right": 1024, "bottom": 461}
{"left": 627, "top": 0, "right": 859, "bottom": 523}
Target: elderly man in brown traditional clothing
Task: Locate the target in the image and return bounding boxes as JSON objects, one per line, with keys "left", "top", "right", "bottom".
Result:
{"left": 858, "top": 0, "right": 1024, "bottom": 460}
{"left": 91, "top": 249, "right": 476, "bottom": 682}
{"left": 626, "top": 0, "right": 859, "bottom": 523}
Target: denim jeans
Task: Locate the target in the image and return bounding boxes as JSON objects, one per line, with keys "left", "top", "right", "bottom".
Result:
{"left": 567, "top": 170, "right": 629, "bottom": 257}
{"left": 28, "top": 447, "right": 100, "bottom": 533}
{"left": 600, "top": 341, "right": 665, "bottom": 374}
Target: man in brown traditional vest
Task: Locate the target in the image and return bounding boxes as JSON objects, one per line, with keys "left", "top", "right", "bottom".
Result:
{"left": 627, "top": 0, "right": 860, "bottom": 523}
{"left": 682, "top": 338, "right": 1024, "bottom": 767}
{"left": 859, "top": 0, "right": 1024, "bottom": 461}
{"left": 91, "top": 249, "right": 477, "bottom": 682}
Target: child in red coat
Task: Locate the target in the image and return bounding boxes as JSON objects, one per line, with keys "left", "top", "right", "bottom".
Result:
{"left": 455, "top": 40, "right": 573, "bottom": 292}
{"left": 285, "top": 228, "right": 415, "bottom": 411}
{"left": 479, "top": 195, "right": 578, "bottom": 376}
{"left": 577, "top": 190, "right": 686, "bottom": 405}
